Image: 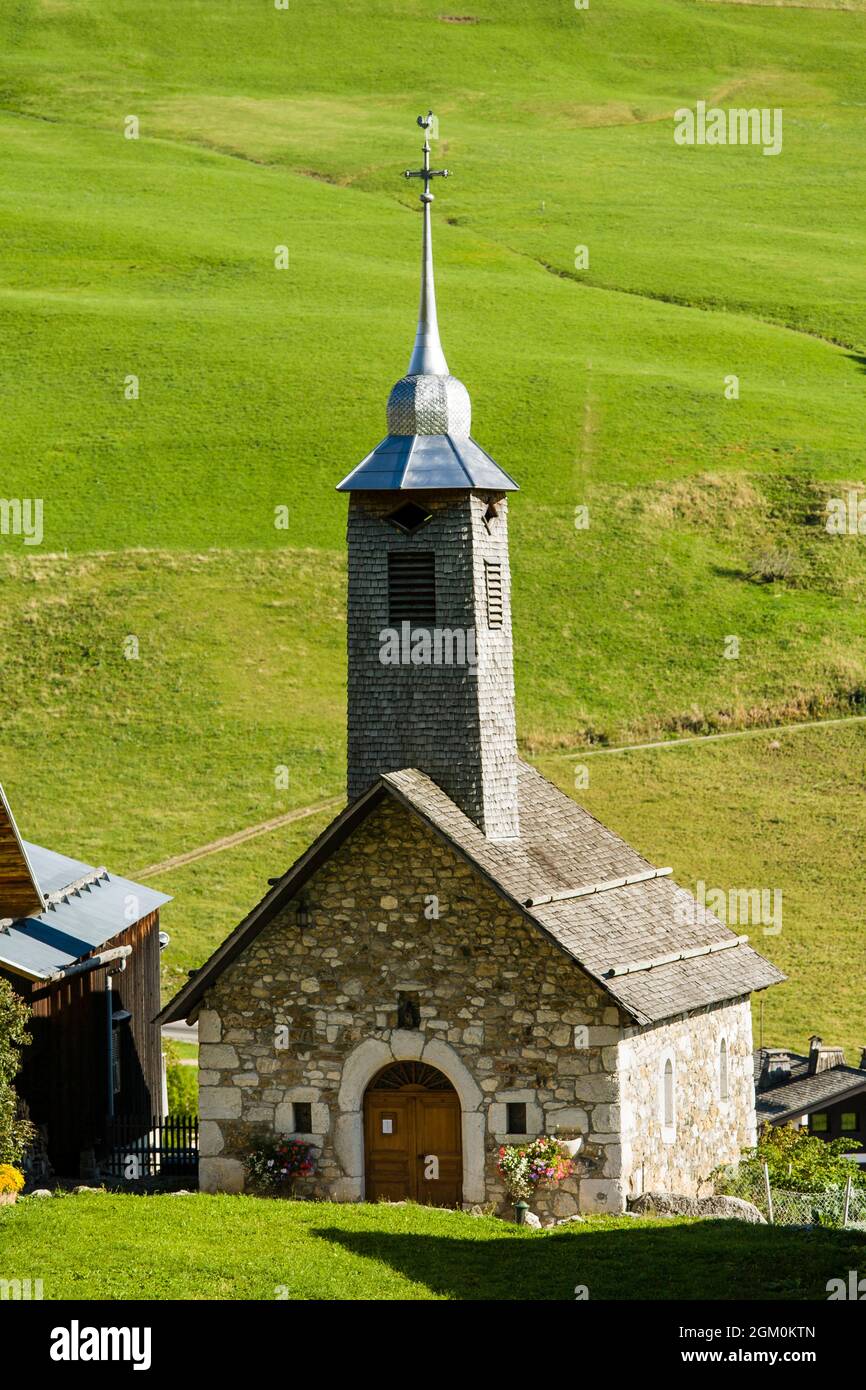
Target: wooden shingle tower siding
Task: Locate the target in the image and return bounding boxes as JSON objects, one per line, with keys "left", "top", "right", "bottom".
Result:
{"left": 337, "top": 116, "right": 521, "bottom": 841}
{"left": 344, "top": 491, "right": 520, "bottom": 840}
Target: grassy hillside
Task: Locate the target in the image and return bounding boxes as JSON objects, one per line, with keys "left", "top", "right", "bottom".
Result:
{"left": 1, "top": 1, "right": 864, "bottom": 1054}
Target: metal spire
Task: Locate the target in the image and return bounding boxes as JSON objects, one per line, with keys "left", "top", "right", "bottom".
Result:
{"left": 403, "top": 112, "right": 450, "bottom": 376}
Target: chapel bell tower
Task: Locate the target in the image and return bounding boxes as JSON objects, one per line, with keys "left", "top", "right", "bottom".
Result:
{"left": 337, "top": 113, "right": 520, "bottom": 841}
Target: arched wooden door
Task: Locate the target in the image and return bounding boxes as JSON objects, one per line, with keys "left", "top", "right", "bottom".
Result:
{"left": 364, "top": 1061, "right": 462, "bottom": 1207}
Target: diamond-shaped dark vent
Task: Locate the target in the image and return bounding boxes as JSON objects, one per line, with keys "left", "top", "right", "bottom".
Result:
{"left": 385, "top": 502, "right": 433, "bottom": 536}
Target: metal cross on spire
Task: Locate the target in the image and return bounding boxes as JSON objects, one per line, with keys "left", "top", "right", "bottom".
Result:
{"left": 403, "top": 112, "right": 451, "bottom": 377}
{"left": 403, "top": 111, "right": 450, "bottom": 201}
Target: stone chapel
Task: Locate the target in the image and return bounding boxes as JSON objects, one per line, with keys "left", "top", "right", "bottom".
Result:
{"left": 160, "top": 115, "right": 784, "bottom": 1217}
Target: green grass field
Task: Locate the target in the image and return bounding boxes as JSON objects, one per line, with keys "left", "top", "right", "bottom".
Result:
{"left": 1, "top": 1, "right": 865, "bottom": 1056}
{"left": 3, "top": 1194, "right": 864, "bottom": 1300}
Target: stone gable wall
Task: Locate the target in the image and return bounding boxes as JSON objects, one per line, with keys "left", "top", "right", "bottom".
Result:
{"left": 198, "top": 798, "right": 758, "bottom": 1216}
{"left": 198, "top": 797, "right": 626, "bottom": 1217}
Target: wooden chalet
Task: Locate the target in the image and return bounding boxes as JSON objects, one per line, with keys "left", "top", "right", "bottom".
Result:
{"left": 0, "top": 784, "right": 170, "bottom": 1175}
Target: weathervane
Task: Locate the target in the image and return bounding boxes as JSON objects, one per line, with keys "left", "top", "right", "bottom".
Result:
{"left": 403, "top": 111, "right": 450, "bottom": 377}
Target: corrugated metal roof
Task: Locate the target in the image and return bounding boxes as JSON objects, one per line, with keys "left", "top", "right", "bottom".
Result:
{"left": 0, "top": 841, "right": 170, "bottom": 982}
{"left": 337, "top": 433, "right": 519, "bottom": 492}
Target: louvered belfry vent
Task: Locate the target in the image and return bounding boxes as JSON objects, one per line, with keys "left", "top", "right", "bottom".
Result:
{"left": 484, "top": 559, "right": 504, "bottom": 629}
{"left": 388, "top": 551, "right": 436, "bottom": 626}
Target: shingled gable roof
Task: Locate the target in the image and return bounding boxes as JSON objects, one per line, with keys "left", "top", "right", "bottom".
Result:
{"left": 756, "top": 1066, "right": 866, "bottom": 1124}
{"left": 158, "top": 760, "right": 784, "bottom": 1028}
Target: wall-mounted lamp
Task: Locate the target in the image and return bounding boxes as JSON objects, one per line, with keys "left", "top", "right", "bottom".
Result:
{"left": 296, "top": 898, "right": 311, "bottom": 932}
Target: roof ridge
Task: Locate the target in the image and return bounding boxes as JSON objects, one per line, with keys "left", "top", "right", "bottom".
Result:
{"left": 44, "top": 866, "right": 110, "bottom": 908}
{"left": 445, "top": 432, "right": 475, "bottom": 487}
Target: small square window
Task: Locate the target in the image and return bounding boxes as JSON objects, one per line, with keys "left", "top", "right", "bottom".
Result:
{"left": 506, "top": 1102, "right": 527, "bottom": 1135}
{"left": 841, "top": 1112, "right": 859, "bottom": 1133}
{"left": 810, "top": 1112, "right": 829, "bottom": 1133}
{"left": 397, "top": 992, "right": 421, "bottom": 1030}
{"left": 293, "top": 1102, "right": 312, "bottom": 1133}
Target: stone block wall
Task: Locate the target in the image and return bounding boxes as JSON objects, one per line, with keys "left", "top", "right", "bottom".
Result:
{"left": 197, "top": 796, "right": 626, "bottom": 1217}
{"left": 617, "top": 998, "right": 757, "bottom": 1199}
{"left": 196, "top": 797, "right": 759, "bottom": 1216}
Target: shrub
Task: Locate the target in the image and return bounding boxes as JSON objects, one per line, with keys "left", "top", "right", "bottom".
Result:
{"left": 0, "top": 978, "right": 34, "bottom": 1166}
{"left": 245, "top": 1138, "right": 318, "bottom": 1195}
{"left": 714, "top": 1122, "right": 866, "bottom": 1198}
{"left": 0, "top": 1164, "right": 25, "bottom": 1194}
{"left": 747, "top": 547, "right": 799, "bottom": 584}
{"left": 497, "top": 1136, "right": 575, "bottom": 1202}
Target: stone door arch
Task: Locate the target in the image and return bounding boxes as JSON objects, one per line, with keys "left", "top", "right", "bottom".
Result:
{"left": 364, "top": 1061, "right": 462, "bottom": 1205}
{"left": 334, "top": 1035, "right": 486, "bottom": 1205}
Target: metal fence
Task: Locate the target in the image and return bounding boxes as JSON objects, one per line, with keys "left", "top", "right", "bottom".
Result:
{"left": 102, "top": 1114, "right": 199, "bottom": 1181}
{"left": 735, "top": 1164, "right": 866, "bottom": 1228}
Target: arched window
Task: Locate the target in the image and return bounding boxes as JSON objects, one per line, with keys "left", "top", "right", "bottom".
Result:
{"left": 719, "top": 1038, "right": 729, "bottom": 1101}
{"left": 663, "top": 1058, "right": 674, "bottom": 1129}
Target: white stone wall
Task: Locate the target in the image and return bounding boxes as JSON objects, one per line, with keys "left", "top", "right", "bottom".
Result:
{"left": 617, "top": 998, "right": 757, "bottom": 1199}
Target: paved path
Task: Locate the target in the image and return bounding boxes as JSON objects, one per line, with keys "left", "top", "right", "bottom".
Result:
{"left": 162, "top": 1020, "right": 198, "bottom": 1045}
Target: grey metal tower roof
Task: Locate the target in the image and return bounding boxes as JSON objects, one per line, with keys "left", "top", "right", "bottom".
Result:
{"left": 337, "top": 431, "right": 518, "bottom": 492}
{"left": 337, "top": 112, "right": 518, "bottom": 494}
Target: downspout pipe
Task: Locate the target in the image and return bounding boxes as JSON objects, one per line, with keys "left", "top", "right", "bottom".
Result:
{"left": 106, "top": 971, "right": 115, "bottom": 1121}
